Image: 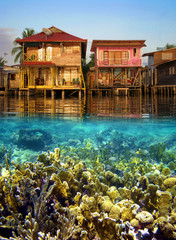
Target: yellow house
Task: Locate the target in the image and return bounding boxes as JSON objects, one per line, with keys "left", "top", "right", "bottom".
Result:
{"left": 16, "top": 26, "right": 87, "bottom": 98}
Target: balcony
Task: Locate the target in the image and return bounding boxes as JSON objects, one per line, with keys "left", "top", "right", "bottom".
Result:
{"left": 23, "top": 53, "right": 52, "bottom": 63}
{"left": 97, "top": 58, "right": 142, "bottom": 67}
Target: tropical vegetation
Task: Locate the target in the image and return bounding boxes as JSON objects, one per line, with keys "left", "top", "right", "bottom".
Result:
{"left": 0, "top": 57, "right": 7, "bottom": 67}
{"left": 157, "top": 43, "right": 176, "bottom": 51}
{"left": 11, "top": 28, "right": 35, "bottom": 64}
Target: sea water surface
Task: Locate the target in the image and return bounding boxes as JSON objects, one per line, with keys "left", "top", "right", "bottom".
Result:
{"left": 0, "top": 94, "right": 176, "bottom": 166}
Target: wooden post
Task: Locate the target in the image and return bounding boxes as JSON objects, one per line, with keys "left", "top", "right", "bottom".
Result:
{"left": 62, "top": 90, "right": 65, "bottom": 99}
{"left": 151, "top": 68, "right": 154, "bottom": 86}
{"left": 79, "top": 90, "right": 82, "bottom": 99}
{"left": 51, "top": 90, "right": 55, "bottom": 99}
{"left": 111, "top": 68, "right": 113, "bottom": 86}
{"left": 95, "top": 68, "right": 98, "bottom": 88}
{"left": 139, "top": 69, "right": 142, "bottom": 87}
{"left": 155, "top": 68, "right": 157, "bottom": 86}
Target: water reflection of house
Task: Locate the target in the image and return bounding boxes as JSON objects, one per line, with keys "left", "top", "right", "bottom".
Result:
{"left": 87, "top": 40, "right": 146, "bottom": 95}
{"left": 143, "top": 48, "right": 176, "bottom": 95}
{"left": 16, "top": 26, "right": 87, "bottom": 98}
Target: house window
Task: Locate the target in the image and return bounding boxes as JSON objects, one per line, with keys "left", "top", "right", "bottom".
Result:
{"left": 11, "top": 74, "right": 16, "bottom": 80}
{"left": 103, "top": 51, "right": 109, "bottom": 65}
{"left": 162, "top": 53, "right": 173, "bottom": 60}
{"left": 122, "top": 51, "right": 129, "bottom": 60}
{"left": 169, "top": 67, "right": 172, "bottom": 75}
{"left": 133, "top": 48, "right": 137, "bottom": 57}
{"left": 169, "top": 66, "right": 175, "bottom": 75}
{"left": 38, "top": 48, "right": 45, "bottom": 61}
{"left": 46, "top": 47, "right": 52, "bottom": 61}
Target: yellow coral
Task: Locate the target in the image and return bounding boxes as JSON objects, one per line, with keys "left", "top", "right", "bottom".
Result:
{"left": 161, "top": 167, "right": 171, "bottom": 176}
{"left": 54, "top": 148, "right": 60, "bottom": 161}
{"left": 50, "top": 173, "right": 69, "bottom": 198}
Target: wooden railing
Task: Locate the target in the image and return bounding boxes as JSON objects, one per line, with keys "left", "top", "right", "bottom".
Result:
{"left": 23, "top": 53, "right": 52, "bottom": 62}
{"left": 24, "top": 53, "right": 39, "bottom": 62}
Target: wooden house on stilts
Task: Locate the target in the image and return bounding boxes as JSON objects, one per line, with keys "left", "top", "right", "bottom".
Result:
{"left": 143, "top": 48, "right": 176, "bottom": 95}
{"left": 16, "top": 26, "right": 87, "bottom": 98}
{"left": 87, "top": 40, "right": 146, "bottom": 95}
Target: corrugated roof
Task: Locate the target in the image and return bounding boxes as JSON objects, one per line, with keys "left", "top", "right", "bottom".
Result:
{"left": 154, "top": 58, "right": 176, "bottom": 67}
{"left": 91, "top": 40, "right": 146, "bottom": 52}
{"left": 142, "top": 47, "right": 176, "bottom": 57}
{"left": 16, "top": 26, "right": 87, "bottom": 43}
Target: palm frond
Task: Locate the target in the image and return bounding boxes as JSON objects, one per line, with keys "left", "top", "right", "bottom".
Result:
{"left": 12, "top": 27, "right": 35, "bottom": 64}
{"left": 14, "top": 50, "right": 23, "bottom": 63}
{"left": 11, "top": 46, "right": 22, "bottom": 55}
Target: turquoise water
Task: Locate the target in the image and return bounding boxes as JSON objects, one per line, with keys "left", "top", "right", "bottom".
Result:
{"left": 0, "top": 105, "right": 176, "bottom": 168}
{"left": 0, "top": 95, "right": 176, "bottom": 161}
{"left": 1, "top": 95, "right": 176, "bottom": 239}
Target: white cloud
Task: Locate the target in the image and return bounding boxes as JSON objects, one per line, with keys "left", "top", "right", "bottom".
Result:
{"left": 0, "top": 28, "right": 18, "bottom": 65}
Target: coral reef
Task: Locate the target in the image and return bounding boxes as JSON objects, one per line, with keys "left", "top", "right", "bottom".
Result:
{"left": 0, "top": 125, "right": 176, "bottom": 240}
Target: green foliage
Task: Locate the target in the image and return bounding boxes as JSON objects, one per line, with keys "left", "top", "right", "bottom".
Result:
{"left": 157, "top": 43, "right": 176, "bottom": 51}
{"left": 0, "top": 57, "right": 7, "bottom": 67}
{"left": 11, "top": 28, "right": 35, "bottom": 64}
{"left": 82, "top": 53, "right": 95, "bottom": 82}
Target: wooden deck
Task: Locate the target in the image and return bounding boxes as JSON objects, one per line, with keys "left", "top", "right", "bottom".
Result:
{"left": 19, "top": 85, "right": 85, "bottom": 99}
{"left": 151, "top": 85, "right": 176, "bottom": 96}
{"left": 88, "top": 85, "right": 141, "bottom": 96}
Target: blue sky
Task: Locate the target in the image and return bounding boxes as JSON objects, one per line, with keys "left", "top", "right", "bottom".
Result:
{"left": 1, "top": 0, "right": 176, "bottom": 65}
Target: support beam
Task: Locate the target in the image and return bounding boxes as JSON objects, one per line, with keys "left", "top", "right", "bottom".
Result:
{"left": 62, "top": 90, "right": 65, "bottom": 99}
{"left": 79, "top": 90, "right": 82, "bottom": 99}
{"left": 51, "top": 90, "right": 55, "bottom": 99}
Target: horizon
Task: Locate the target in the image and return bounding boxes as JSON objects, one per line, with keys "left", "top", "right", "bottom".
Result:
{"left": 1, "top": 0, "right": 176, "bottom": 65}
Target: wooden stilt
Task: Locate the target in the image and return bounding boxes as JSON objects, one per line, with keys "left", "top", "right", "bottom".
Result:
{"left": 79, "top": 90, "right": 82, "bottom": 99}
{"left": 62, "top": 90, "right": 65, "bottom": 99}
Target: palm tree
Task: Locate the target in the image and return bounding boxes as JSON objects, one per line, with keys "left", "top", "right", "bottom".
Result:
{"left": 157, "top": 43, "right": 176, "bottom": 51}
{"left": 0, "top": 57, "right": 7, "bottom": 67}
{"left": 11, "top": 28, "right": 35, "bottom": 64}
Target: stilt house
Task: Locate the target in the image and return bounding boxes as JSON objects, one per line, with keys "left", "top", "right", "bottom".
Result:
{"left": 87, "top": 40, "right": 146, "bottom": 94}
{"left": 16, "top": 26, "right": 87, "bottom": 97}
{"left": 143, "top": 48, "right": 176, "bottom": 86}
{"left": 142, "top": 48, "right": 176, "bottom": 95}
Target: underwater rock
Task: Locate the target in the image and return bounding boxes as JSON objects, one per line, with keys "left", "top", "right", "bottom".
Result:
{"left": 0, "top": 145, "right": 7, "bottom": 162}
{"left": 12, "top": 128, "right": 52, "bottom": 151}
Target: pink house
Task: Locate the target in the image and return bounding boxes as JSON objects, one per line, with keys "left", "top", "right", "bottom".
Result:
{"left": 87, "top": 40, "right": 146, "bottom": 90}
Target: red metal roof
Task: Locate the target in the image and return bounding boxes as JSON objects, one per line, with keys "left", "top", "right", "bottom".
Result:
{"left": 17, "top": 26, "right": 87, "bottom": 43}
